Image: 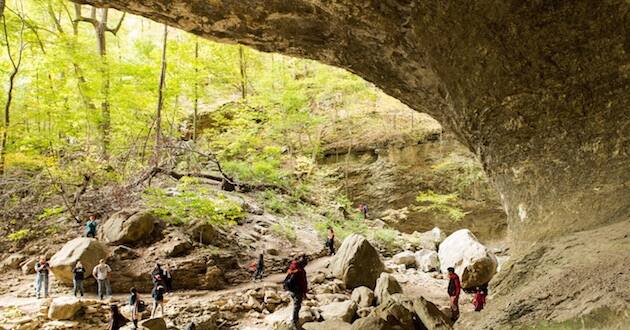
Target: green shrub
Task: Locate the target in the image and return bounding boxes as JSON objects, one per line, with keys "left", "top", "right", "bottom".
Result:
{"left": 315, "top": 218, "right": 368, "bottom": 241}
{"left": 37, "top": 206, "right": 65, "bottom": 221}
{"left": 414, "top": 190, "right": 468, "bottom": 222}
{"left": 144, "top": 186, "right": 244, "bottom": 226}
{"left": 7, "top": 229, "right": 31, "bottom": 241}
{"left": 271, "top": 220, "right": 297, "bottom": 243}
{"left": 370, "top": 228, "right": 400, "bottom": 250}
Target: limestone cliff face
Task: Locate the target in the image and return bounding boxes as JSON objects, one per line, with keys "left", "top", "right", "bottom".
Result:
{"left": 322, "top": 132, "right": 506, "bottom": 241}
{"left": 73, "top": 0, "right": 630, "bottom": 242}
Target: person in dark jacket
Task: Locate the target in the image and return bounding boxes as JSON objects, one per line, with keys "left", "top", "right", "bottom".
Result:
{"left": 108, "top": 304, "right": 128, "bottom": 330}
{"left": 151, "top": 284, "right": 166, "bottom": 318}
{"left": 151, "top": 263, "right": 165, "bottom": 287}
{"left": 447, "top": 267, "right": 462, "bottom": 321}
{"left": 286, "top": 255, "right": 308, "bottom": 329}
{"left": 253, "top": 254, "right": 265, "bottom": 280}
{"left": 129, "top": 287, "right": 139, "bottom": 329}
{"left": 472, "top": 286, "right": 487, "bottom": 312}
{"left": 72, "top": 261, "right": 86, "bottom": 297}
{"left": 326, "top": 227, "right": 336, "bottom": 256}
{"left": 164, "top": 264, "right": 173, "bottom": 292}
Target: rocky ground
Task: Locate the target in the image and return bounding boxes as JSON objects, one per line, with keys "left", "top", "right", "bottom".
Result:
{"left": 0, "top": 219, "right": 508, "bottom": 329}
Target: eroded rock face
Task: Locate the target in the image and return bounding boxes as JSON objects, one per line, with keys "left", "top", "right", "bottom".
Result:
{"left": 72, "top": 0, "right": 630, "bottom": 243}
{"left": 100, "top": 210, "right": 158, "bottom": 245}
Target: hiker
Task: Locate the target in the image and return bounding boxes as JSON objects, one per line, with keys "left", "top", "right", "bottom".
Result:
{"left": 129, "top": 287, "right": 139, "bottom": 329}
{"left": 472, "top": 286, "right": 487, "bottom": 312}
{"left": 253, "top": 254, "right": 265, "bottom": 281}
{"left": 151, "top": 284, "right": 166, "bottom": 318}
{"left": 325, "top": 227, "right": 335, "bottom": 256}
{"left": 85, "top": 214, "right": 98, "bottom": 238}
{"left": 72, "top": 261, "right": 86, "bottom": 297}
{"left": 447, "top": 267, "right": 461, "bottom": 321}
{"left": 93, "top": 259, "right": 112, "bottom": 300}
{"left": 151, "top": 263, "right": 165, "bottom": 287}
{"left": 358, "top": 204, "right": 368, "bottom": 219}
{"left": 108, "top": 304, "right": 128, "bottom": 330}
{"left": 34, "top": 256, "right": 50, "bottom": 299}
{"left": 164, "top": 264, "right": 173, "bottom": 293}
{"left": 284, "top": 255, "right": 308, "bottom": 329}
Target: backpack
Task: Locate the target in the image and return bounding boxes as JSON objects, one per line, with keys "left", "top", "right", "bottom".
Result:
{"left": 137, "top": 300, "right": 147, "bottom": 313}
{"left": 283, "top": 273, "right": 299, "bottom": 293}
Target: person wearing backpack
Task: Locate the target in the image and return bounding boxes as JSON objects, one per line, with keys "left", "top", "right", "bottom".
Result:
{"left": 284, "top": 255, "right": 308, "bottom": 329}
{"left": 447, "top": 267, "right": 461, "bottom": 321}
{"left": 72, "top": 261, "right": 86, "bottom": 297}
{"left": 472, "top": 285, "right": 487, "bottom": 312}
{"left": 151, "top": 284, "right": 166, "bottom": 318}
{"left": 253, "top": 254, "right": 265, "bottom": 281}
{"left": 85, "top": 214, "right": 98, "bottom": 238}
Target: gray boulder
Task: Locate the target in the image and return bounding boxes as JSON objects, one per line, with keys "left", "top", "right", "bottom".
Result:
{"left": 140, "top": 318, "right": 167, "bottom": 330}
{"left": 438, "top": 229, "right": 497, "bottom": 288}
{"left": 100, "top": 210, "right": 158, "bottom": 245}
{"left": 351, "top": 286, "right": 375, "bottom": 308}
{"left": 414, "top": 249, "right": 440, "bottom": 272}
{"left": 329, "top": 234, "right": 384, "bottom": 289}
{"left": 49, "top": 238, "right": 108, "bottom": 285}
{"left": 374, "top": 273, "right": 402, "bottom": 305}
{"left": 320, "top": 300, "right": 357, "bottom": 323}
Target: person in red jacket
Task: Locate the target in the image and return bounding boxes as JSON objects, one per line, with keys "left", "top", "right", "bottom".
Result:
{"left": 447, "top": 267, "right": 461, "bottom": 321}
{"left": 285, "top": 255, "right": 308, "bottom": 329}
{"left": 472, "top": 286, "right": 487, "bottom": 311}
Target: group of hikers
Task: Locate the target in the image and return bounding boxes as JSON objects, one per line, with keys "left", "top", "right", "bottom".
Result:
{"left": 33, "top": 210, "right": 488, "bottom": 329}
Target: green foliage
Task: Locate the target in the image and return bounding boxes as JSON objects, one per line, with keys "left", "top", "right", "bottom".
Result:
{"left": 314, "top": 218, "right": 368, "bottom": 241}
{"left": 415, "top": 190, "right": 468, "bottom": 222}
{"left": 7, "top": 229, "right": 31, "bottom": 241}
{"left": 431, "top": 152, "right": 491, "bottom": 199}
{"left": 271, "top": 220, "right": 297, "bottom": 243}
{"left": 37, "top": 206, "right": 65, "bottom": 221}
{"left": 261, "top": 191, "right": 295, "bottom": 215}
{"left": 370, "top": 228, "right": 400, "bottom": 250}
{"left": 144, "top": 182, "right": 244, "bottom": 226}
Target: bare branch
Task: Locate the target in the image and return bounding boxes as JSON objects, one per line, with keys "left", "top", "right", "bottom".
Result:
{"left": 106, "top": 11, "right": 125, "bottom": 35}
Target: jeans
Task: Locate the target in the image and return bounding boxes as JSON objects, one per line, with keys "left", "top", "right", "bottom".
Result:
{"left": 151, "top": 300, "right": 164, "bottom": 318}
{"left": 97, "top": 279, "right": 111, "bottom": 299}
{"left": 35, "top": 273, "right": 49, "bottom": 298}
{"left": 73, "top": 279, "right": 84, "bottom": 297}
{"left": 253, "top": 267, "right": 264, "bottom": 280}
{"left": 291, "top": 292, "right": 303, "bottom": 326}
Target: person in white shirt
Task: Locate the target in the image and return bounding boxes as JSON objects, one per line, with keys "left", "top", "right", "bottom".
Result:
{"left": 92, "top": 259, "right": 112, "bottom": 300}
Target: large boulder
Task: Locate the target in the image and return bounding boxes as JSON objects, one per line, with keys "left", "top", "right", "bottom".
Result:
{"left": 319, "top": 300, "right": 357, "bottom": 323}
{"left": 368, "top": 295, "right": 416, "bottom": 329}
{"left": 49, "top": 238, "right": 108, "bottom": 285}
{"left": 0, "top": 253, "right": 26, "bottom": 271}
{"left": 438, "top": 229, "right": 497, "bottom": 288}
{"left": 374, "top": 273, "right": 402, "bottom": 305}
{"left": 350, "top": 316, "right": 391, "bottom": 330}
{"left": 391, "top": 251, "right": 416, "bottom": 267}
{"left": 329, "top": 234, "right": 384, "bottom": 289}
{"left": 412, "top": 296, "right": 453, "bottom": 330}
{"left": 414, "top": 249, "right": 440, "bottom": 272}
{"left": 100, "top": 210, "right": 158, "bottom": 245}
{"left": 48, "top": 297, "right": 82, "bottom": 320}
{"left": 140, "top": 318, "right": 167, "bottom": 330}
{"left": 21, "top": 258, "right": 36, "bottom": 275}
{"left": 351, "top": 286, "right": 375, "bottom": 308}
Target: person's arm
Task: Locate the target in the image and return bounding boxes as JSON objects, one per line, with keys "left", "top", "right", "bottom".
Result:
{"left": 92, "top": 266, "right": 98, "bottom": 279}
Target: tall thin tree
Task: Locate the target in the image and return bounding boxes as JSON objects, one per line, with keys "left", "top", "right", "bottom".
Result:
{"left": 238, "top": 45, "right": 247, "bottom": 99}
{"left": 0, "top": 9, "right": 26, "bottom": 175}
{"left": 192, "top": 40, "right": 199, "bottom": 141}
{"left": 154, "top": 24, "right": 168, "bottom": 165}
{"left": 75, "top": 6, "right": 125, "bottom": 159}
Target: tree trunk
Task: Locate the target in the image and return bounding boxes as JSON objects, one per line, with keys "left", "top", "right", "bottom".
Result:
{"left": 238, "top": 45, "right": 247, "bottom": 99}
{"left": 97, "top": 8, "right": 111, "bottom": 158}
{"left": 192, "top": 40, "right": 199, "bottom": 141}
{"left": 153, "top": 24, "right": 168, "bottom": 165}
{"left": 0, "top": 15, "right": 25, "bottom": 176}
{"left": 0, "top": 0, "right": 5, "bottom": 18}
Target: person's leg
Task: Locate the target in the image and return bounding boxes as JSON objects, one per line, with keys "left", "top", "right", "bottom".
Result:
{"left": 97, "top": 280, "right": 103, "bottom": 299}
{"left": 151, "top": 301, "right": 157, "bottom": 318}
{"left": 105, "top": 278, "right": 111, "bottom": 297}
{"left": 73, "top": 279, "right": 78, "bottom": 297}
{"left": 78, "top": 280, "right": 84, "bottom": 296}
{"left": 292, "top": 293, "right": 302, "bottom": 327}
{"left": 159, "top": 301, "right": 164, "bottom": 316}
{"left": 450, "top": 295, "right": 460, "bottom": 320}
{"left": 35, "top": 274, "right": 41, "bottom": 298}
{"left": 43, "top": 275, "right": 49, "bottom": 297}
